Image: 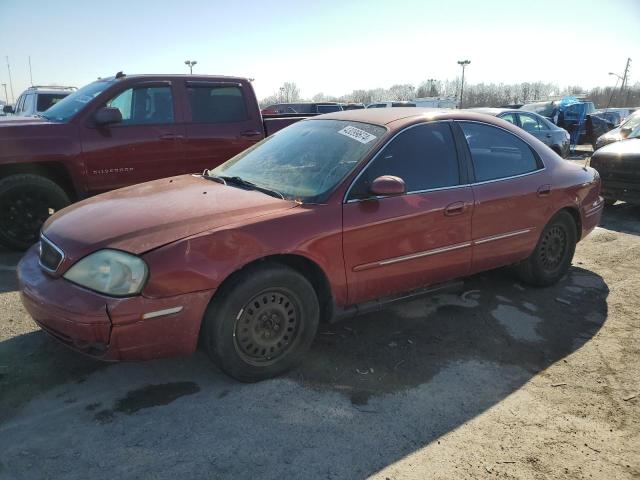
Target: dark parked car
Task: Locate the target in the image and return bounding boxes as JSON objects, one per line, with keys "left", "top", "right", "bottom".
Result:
{"left": 471, "top": 108, "right": 570, "bottom": 157}
{"left": 595, "top": 110, "right": 640, "bottom": 150}
{"left": 19, "top": 108, "right": 602, "bottom": 382}
{"left": 590, "top": 138, "right": 640, "bottom": 205}
{"left": 0, "top": 73, "right": 305, "bottom": 250}
{"left": 260, "top": 102, "right": 343, "bottom": 114}
{"left": 367, "top": 101, "right": 416, "bottom": 108}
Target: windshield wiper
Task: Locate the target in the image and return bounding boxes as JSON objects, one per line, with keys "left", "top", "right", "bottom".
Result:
{"left": 202, "top": 171, "right": 284, "bottom": 200}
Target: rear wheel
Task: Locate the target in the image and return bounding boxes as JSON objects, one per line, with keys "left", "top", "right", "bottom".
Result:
{"left": 201, "top": 263, "right": 319, "bottom": 382}
{"left": 0, "top": 174, "right": 70, "bottom": 250}
{"left": 515, "top": 211, "right": 577, "bottom": 286}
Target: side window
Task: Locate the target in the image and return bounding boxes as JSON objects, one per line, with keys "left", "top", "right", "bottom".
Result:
{"left": 499, "top": 113, "right": 517, "bottom": 125}
{"left": 459, "top": 122, "right": 541, "bottom": 182}
{"left": 349, "top": 122, "right": 460, "bottom": 200}
{"left": 107, "top": 86, "right": 174, "bottom": 125}
{"left": 519, "top": 113, "right": 541, "bottom": 132}
{"left": 187, "top": 85, "right": 248, "bottom": 123}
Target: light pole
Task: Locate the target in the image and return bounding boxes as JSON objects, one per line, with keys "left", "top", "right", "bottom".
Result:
{"left": 457, "top": 59, "right": 470, "bottom": 109}
{"left": 1, "top": 83, "right": 7, "bottom": 104}
{"left": 184, "top": 60, "right": 197, "bottom": 74}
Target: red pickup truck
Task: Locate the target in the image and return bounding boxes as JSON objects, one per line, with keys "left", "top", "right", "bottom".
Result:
{"left": 0, "top": 73, "right": 303, "bottom": 250}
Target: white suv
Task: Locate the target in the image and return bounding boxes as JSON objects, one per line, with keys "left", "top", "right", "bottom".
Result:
{"left": 10, "top": 86, "right": 76, "bottom": 117}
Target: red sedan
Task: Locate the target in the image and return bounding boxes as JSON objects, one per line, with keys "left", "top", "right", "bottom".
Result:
{"left": 18, "top": 108, "right": 603, "bottom": 381}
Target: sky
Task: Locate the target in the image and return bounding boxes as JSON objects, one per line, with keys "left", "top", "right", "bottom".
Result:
{"left": 0, "top": 0, "right": 639, "bottom": 104}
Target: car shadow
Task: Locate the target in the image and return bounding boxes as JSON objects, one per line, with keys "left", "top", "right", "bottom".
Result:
{"left": 0, "top": 266, "right": 609, "bottom": 479}
{"left": 600, "top": 202, "right": 640, "bottom": 236}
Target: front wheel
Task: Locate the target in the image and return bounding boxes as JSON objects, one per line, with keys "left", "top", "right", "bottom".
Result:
{"left": 0, "top": 174, "right": 70, "bottom": 250}
{"left": 515, "top": 211, "right": 577, "bottom": 286}
{"left": 201, "top": 263, "right": 319, "bottom": 382}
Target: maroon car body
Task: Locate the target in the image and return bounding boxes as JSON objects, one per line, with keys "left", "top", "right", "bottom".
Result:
{"left": 0, "top": 74, "right": 303, "bottom": 249}
{"left": 18, "top": 108, "right": 603, "bottom": 380}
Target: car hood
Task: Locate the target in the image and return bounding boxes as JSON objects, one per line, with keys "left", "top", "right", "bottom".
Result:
{"left": 42, "top": 174, "right": 298, "bottom": 260}
{"left": 0, "top": 116, "right": 49, "bottom": 125}
{"left": 595, "top": 137, "right": 640, "bottom": 156}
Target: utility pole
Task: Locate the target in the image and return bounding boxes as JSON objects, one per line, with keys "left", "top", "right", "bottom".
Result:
{"left": 5, "top": 56, "right": 14, "bottom": 104}
{"left": 457, "top": 60, "right": 471, "bottom": 109}
{"left": 28, "top": 56, "right": 33, "bottom": 86}
{"left": 621, "top": 57, "right": 631, "bottom": 90}
{"left": 1, "top": 83, "right": 7, "bottom": 104}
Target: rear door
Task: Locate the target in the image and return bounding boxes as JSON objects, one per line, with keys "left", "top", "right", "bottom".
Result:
{"left": 81, "top": 81, "right": 186, "bottom": 193}
{"left": 456, "top": 121, "right": 553, "bottom": 273}
{"left": 342, "top": 121, "right": 473, "bottom": 305}
{"left": 183, "top": 81, "right": 264, "bottom": 173}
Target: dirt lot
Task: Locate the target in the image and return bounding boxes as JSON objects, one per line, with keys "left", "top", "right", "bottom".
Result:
{"left": 0, "top": 200, "right": 639, "bottom": 479}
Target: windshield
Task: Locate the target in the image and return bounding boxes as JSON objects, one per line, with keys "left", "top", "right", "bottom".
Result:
{"left": 41, "top": 80, "right": 113, "bottom": 122}
{"left": 622, "top": 111, "right": 640, "bottom": 135}
{"left": 211, "top": 119, "right": 386, "bottom": 202}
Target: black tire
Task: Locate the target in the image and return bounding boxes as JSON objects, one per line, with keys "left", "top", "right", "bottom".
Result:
{"left": 515, "top": 211, "right": 577, "bottom": 287}
{"left": 0, "top": 174, "right": 70, "bottom": 251}
{"left": 201, "top": 262, "right": 319, "bottom": 382}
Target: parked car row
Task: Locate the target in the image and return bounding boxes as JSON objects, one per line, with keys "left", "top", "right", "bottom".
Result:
{"left": 17, "top": 107, "right": 603, "bottom": 381}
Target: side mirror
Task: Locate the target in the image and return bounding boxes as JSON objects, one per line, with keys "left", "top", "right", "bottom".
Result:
{"left": 94, "top": 107, "right": 122, "bottom": 126}
{"left": 3, "top": 105, "right": 14, "bottom": 114}
{"left": 621, "top": 126, "right": 632, "bottom": 137}
{"left": 370, "top": 175, "right": 406, "bottom": 196}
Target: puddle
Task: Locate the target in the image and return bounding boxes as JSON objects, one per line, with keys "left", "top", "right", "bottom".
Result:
{"left": 115, "top": 382, "right": 200, "bottom": 414}
{"left": 492, "top": 304, "right": 543, "bottom": 342}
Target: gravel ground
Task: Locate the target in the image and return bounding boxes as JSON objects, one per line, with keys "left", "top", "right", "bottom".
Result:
{"left": 0, "top": 201, "right": 638, "bottom": 479}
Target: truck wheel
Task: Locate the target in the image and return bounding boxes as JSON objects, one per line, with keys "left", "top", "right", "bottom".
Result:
{"left": 201, "top": 262, "right": 319, "bottom": 382}
{"left": 0, "top": 174, "right": 70, "bottom": 251}
{"left": 515, "top": 211, "right": 577, "bottom": 287}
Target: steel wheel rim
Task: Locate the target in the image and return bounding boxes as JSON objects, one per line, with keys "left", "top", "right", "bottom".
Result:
{"left": 233, "top": 288, "right": 302, "bottom": 366}
{"left": 539, "top": 224, "right": 568, "bottom": 271}
{"left": 0, "top": 188, "right": 57, "bottom": 244}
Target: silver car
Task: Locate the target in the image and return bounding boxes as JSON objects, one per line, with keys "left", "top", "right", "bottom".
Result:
{"left": 470, "top": 108, "right": 571, "bottom": 158}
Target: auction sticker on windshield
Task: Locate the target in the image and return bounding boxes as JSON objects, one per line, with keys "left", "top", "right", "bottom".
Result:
{"left": 338, "top": 125, "right": 377, "bottom": 144}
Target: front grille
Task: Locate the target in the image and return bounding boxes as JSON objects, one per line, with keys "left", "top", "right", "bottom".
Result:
{"left": 39, "top": 235, "right": 64, "bottom": 272}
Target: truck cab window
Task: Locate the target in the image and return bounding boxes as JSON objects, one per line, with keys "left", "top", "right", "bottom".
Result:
{"left": 187, "top": 85, "right": 248, "bottom": 123}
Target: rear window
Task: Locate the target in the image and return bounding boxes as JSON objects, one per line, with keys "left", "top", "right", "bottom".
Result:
{"left": 187, "top": 85, "right": 248, "bottom": 123}
{"left": 36, "top": 93, "right": 68, "bottom": 112}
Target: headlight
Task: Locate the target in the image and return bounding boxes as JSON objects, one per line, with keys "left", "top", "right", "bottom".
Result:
{"left": 64, "top": 249, "right": 148, "bottom": 296}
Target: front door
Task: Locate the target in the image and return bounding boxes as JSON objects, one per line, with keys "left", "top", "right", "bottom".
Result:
{"left": 342, "top": 121, "right": 474, "bottom": 305}
{"left": 456, "top": 121, "right": 554, "bottom": 273}
{"left": 81, "top": 82, "right": 186, "bottom": 194}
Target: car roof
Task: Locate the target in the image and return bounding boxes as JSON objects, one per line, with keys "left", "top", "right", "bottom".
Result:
{"left": 314, "top": 107, "right": 528, "bottom": 133}
{"left": 468, "top": 107, "right": 516, "bottom": 116}
{"left": 103, "top": 73, "right": 250, "bottom": 83}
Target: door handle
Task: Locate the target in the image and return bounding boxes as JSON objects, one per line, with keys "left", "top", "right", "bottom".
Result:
{"left": 537, "top": 184, "right": 552, "bottom": 197}
{"left": 546, "top": 133, "right": 552, "bottom": 138}
{"left": 444, "top": 201, "right": 466, "bottom": 216}
{"left": 240, "top": 130, "right": 263, "bottom": 138}
{"left": 159, "top": 133, "right": 184, "bottom": 140}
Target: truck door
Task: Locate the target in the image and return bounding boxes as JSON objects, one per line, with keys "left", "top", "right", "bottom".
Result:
{"left": 80, "top": 81, "right": 186, "bottom": 194}
{"left": 182, "top": 81, "right": 264, "bottom": 173}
